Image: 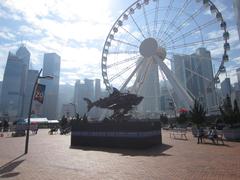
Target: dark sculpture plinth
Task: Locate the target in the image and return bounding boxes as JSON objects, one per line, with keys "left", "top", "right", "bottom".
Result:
{"left": 71, "top": 121, "right": 162, "bottom": 149}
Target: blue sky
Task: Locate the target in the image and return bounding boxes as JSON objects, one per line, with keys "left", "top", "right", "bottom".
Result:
{"left": 0, "top": 0, "right": 239, "bottom": 87}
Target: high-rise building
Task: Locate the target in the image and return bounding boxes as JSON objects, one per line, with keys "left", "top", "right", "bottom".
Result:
{"left": 159, "top": 81, "right": 174, "bottom": 114}
{"left": 16, "top": 45, "right": 30, "bottom": 69}
{"left": 236, "top": 68, "right": 240, "bottom": 84}
{"left": 41, "top": 53, "right": 60, "bottom": 119}
{"left": 95, "top": 79, "right": 101, "bottom": 100}
{"left": 61, "top": 103, "right": 75, "bottom": 118}
{"left": 172, "top": 48, "right": 216, "bottom": 110}
{"left": 74, "top": 80, "right": 87, "bottom": 116}
{"left": 84, "top": 79, "right": 94, "bottom": 100}
{"left": 221, "top": 78, "right": 231, "bottom": 98}
{"left": 15, "top": 45, "right": 31, "bottom": 118}
{"left": 0, "top": 81, "right": 2, "bottom": 114}
{"left": 92, "top": 79, "right": 101, "bottom": 118}
{"left": 233, "top": 0, "right": 240, "bottom": 40}
{"left": 74, "top": 79, "right": 102, "bottom": 118}
{"left": 22, "top": 70, "right": 38, "bottom": 117}
{"left": 1, "top": 51, "right": 29, "bottom": 120}
{"left": 58, "top": 84, "right": 74, "bottom": 118}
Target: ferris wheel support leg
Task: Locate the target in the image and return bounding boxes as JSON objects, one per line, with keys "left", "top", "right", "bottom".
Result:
{"left": 154, "top": 55, "right": 194, "bottom": 108}
{"left": 120, "top": 59, "right": 144, "bottom": 92}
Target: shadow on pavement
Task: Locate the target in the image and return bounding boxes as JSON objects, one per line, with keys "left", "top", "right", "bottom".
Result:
{"left": 76, "top": 144, "right": 172, "bottom": 157}
{"left": 171, "top": 137, "right": 188, "bottom": 141}
{"left": 199, "top": 142, "right": 230, "bottom": 147}
{"left": 0, "top": 154, "right": 25, "bottom": 178}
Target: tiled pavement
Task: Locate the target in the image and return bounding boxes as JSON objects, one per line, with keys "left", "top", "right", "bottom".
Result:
{"left": 0, "top": 129, "right": 240, "bottom": 180}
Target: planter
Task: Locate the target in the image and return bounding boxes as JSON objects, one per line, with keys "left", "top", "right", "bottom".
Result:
{"left": 223, "top": 127, "right": 240, "bottom": 140}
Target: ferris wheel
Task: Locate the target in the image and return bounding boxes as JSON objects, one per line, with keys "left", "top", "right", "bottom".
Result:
{"left": 101, "top": 0, "right": 230, "bottom": 111}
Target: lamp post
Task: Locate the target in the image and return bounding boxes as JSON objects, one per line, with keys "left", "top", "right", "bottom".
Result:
{"left": 24, "top": 69, "right": 53, "bottom": 154}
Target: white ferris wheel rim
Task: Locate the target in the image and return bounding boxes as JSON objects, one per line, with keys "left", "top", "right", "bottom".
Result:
{"left": 101, "top": 0, "right": 230, "bottom": 102}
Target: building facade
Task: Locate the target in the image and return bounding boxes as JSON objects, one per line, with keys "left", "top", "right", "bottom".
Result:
{"left": 22, "top": 70, "right": 38, "bottom": 117}
{"left": 0, "top": 81, "right": 2, "bottom": 114}
{"left": 221, "top": 78, "right": 232, "bottom": 98}
{"left": 1, "top": 45, "right": 31, "bottom": 121}
{"left": 41, "top": 53, "right": 61, "bottom": 120}
{"left": 172, "top": 48, "right": 216, "bottom": 111}
{"left": 233, "top": 0, "right": 240, "bottom": 40}
{"left": 74, "top": 79, "right": 102, "bottom": 118}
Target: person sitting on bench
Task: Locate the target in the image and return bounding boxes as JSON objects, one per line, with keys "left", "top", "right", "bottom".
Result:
{"left": 208, "top": 127, "right": 218, "bottom": 144}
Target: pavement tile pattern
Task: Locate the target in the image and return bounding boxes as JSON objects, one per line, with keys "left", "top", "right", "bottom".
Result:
{"left": 0, "top": 129, "right": 240, "bottom": 180}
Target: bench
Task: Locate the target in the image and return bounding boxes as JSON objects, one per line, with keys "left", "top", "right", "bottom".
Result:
{"left": 170, "top": 128, "right": 187, "bottom": 140}
{"left": 201, "top": 130, "right": 224, "bottom": 145}
{"left": 48, "top": 127, "right": 59, "bottom": 135}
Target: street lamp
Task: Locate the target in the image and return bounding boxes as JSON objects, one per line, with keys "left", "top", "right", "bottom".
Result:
{"left": 24, "top": 68, "right": 53, "bottom": 154}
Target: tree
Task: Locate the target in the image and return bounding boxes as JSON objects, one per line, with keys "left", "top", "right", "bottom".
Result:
{"left": 59, "top": 115, "right": 68, "bottom": 129}
{"left": 219, "top": 95, "right": 240, "bottom": 128}
{"left": 189, "top": 99, "right": 206, "bottom": 128}
{"left": 233, "top": 99, "right": 240, "bottom": 124}
{"left": 176, "top": 112, "right": 188, "bottom": 125}
{"left": 160, "top": 114, "right": 168, "bottom": 125}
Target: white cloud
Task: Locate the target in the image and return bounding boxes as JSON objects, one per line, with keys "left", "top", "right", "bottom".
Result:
{"left": 0, "top": 0, "right": 116, "bottom": 84}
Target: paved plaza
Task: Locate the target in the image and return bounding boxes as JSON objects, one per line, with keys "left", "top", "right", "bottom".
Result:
{"left": 0, "top": 129, "right": 240, "bottom": 180}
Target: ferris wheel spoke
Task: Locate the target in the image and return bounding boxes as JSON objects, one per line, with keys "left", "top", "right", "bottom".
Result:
{"left": 120, "top": 26, "right": 142, "bottom": 43}
{"left": 130, "top": 14, "right": 146, "bottom": 39}
{"left": 108, "top": 50, "right": 139, "bottom": 55}
{"left": 164, "top": 18, "right": 218, "bottom": 45}
{"left": 112, "top": 38, "right": 139, "bottom": 48}
{"left": 154, "top": 55, "right": 194, "bottom": 108}
{"left": 120, "top": 59, "right": 144, "bottom": 91}
{"left": 185, "top": 67, "right": 212, "bottom": 82}
{"left": 166, "top": 55, "right": 214, "bottom": 94}
{"left": 109, "top": 61, "right": 137, "bottom": 82}
{"left": 153, "top": 0, "right": 160, "bottom": 37}
{"left": 156, "top": 0, "right": 174, "bottom": 39}
{"left": 165, "top": 37, "right": 223, "bottom": 50}
{"left": 158, "top": 0, "right": 191, "bottom": 41}
{"left": 107, "top": 55, "right": 140, "bottom": 69}
{"left": 163, "top": 6, "right": 205, "bottom": 43}
{"left": 142, "top": 3, "right": 151, "bottom": 37}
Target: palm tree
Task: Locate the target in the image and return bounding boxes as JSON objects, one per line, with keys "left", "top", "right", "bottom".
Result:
{"left": 220, "top": 95, "right": 240, "bottom": 128}
{"left": 189, "top": 99, "right": 206, "bottom": 128}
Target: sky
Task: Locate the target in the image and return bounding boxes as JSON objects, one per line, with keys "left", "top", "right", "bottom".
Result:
{"left": 0, "top": 0, "right": 239, "bottom": 88}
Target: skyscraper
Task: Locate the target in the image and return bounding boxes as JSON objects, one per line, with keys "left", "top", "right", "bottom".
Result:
{"left": 0, "top": 81, "right": 2, "bottom": 114}
{"left": 236, "top": 68, "right": 240, "bottom": 84}
{"left": 172, "top": 48, "right": 216, "bottom": 110}
{"left": 221, "top": 78, "right": 231, "bottom": 98}
{"left": 84, "top": 79, "right": 94, "bottom": 101}
{"left": 233, "top": 0, "right": 240, "bottom": 40}
{"left": 74, "top": 79, "right": 101, "bottom": 118}
{"left": 95, "top": 79, "right": 101, "bottom": 101}
{"left": 1, "top": 50, "right": 29, "bottom": 120}
{"left": 41, "top": 53, "right": 61, "bottom": 119}
{"left": 22, "top": 70, "right": 38, "bottom": 117}
{"left": 16, "top": 45, "right": 30, "bottom": 68}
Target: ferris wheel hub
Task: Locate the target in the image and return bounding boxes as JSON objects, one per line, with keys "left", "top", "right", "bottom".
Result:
{"left": 139, "top": 38, "right": 158, "bottom": 58}
{"left": 139, "top": 37, "right": 166, "bottom": 60}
